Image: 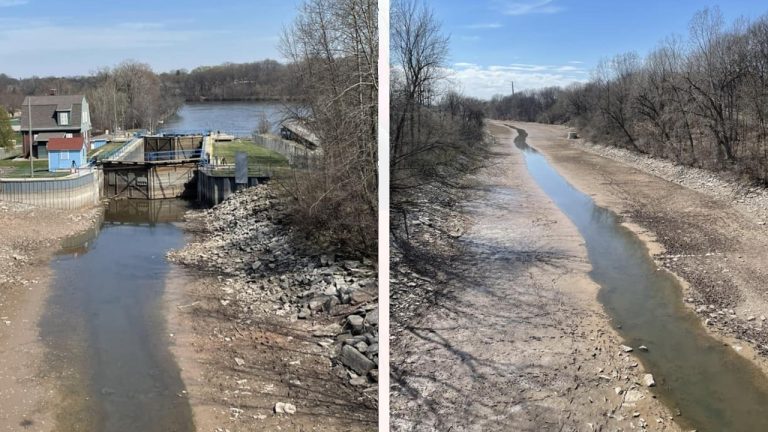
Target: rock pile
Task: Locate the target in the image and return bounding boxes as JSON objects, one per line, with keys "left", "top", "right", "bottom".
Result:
{"left": 167, "top": 185, "right": 379, "bottom": 386}
{"left": 577, "top": 139, "right": 768, "bottom": 225}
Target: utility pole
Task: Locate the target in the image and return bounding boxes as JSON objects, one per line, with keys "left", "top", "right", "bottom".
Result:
{"left": 113, "top": 85, "right": 118, "bottom": 136}
{"left": 27, "top": 98, "right": 33, "bottom": 178}
{"left": 510, "top": 81, "right": 515, "bottom": 96}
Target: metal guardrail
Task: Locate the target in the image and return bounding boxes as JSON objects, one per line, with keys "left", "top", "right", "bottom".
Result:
{"left": 198, "top": 163, "right": 274, "bottom": 177}
{"left": 98, "top": 137, "right": 141, "bottom": 161}
{"left": 145, "top": 149, "right": 203, "bottom": 161}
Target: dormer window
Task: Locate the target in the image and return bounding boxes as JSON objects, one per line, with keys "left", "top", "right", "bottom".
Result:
{"left": 58, "top": 111, "right": 69, "bottom": 125}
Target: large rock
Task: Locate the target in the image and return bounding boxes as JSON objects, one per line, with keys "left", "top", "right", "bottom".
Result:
{"left": 365, "top": 308, "right": 379, "bottom": 326}
{"left": 643, "top": 374, "right": 656, "bottom": 387}
{"left": 347, "top": 314, "right": 366, "bottom": 334}
{"left": 340, "top": 345, "right": 375, "bottom": 375}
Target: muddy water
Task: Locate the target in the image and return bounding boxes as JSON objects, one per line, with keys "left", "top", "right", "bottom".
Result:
{"left": 512, "top": 126, "right": 768, "bottom": 431}
{"left": 41, "top": 199, "right": 194, "bottom": 431}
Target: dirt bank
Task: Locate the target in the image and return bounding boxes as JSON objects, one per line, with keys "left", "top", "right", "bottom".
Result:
{"left": 0, "top": 201, "right": 101, "bottom": 432}
{"left": 166, "top": 186, "right": 377, "bottom": 431}
{"left": 390, "top": 122, "right": 678, "bottom": 431}
{"left": 518, "top": 121, "right": 768, "bottom": 376}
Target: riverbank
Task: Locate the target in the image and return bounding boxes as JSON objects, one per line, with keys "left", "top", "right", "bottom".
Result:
{"left": 167, "top": 185, "right": 377, "bottom": 431}
{"left": 519, "top": 121, "right": 768, "bottom": 378}
{"left": 0, "top": 201, "right": 101, "bottom": 431}
{"left": 390, "top": 122, "right": 678, "bottom": 431}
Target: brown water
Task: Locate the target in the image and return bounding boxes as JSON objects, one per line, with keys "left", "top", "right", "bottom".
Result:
{"left": 512, "top": 126, "right": 768, "bottom": 431}
{"left": 41, "top": 199, "right": 194, "bottom": 431}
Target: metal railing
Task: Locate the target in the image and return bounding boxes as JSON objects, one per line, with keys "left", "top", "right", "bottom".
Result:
{"left": 145, "top": 148, "right": 204, "bottom": 162}
{"left": 98, "top": 137, "right": 141, "bottom": 161}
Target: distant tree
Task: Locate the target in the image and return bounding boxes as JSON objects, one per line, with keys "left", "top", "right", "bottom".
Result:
{"left": 0, "top": 106, "right": 13, "bottom": 150}
{"left": 256, "top": 112, "right": 271, "bottom": 134}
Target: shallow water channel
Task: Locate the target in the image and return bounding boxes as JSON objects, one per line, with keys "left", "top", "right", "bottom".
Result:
{"left": 42, "top": 199, "right": 194, "bottom": 431}
{"left": 512, "top": 127, "right": 768, "bottom": 431}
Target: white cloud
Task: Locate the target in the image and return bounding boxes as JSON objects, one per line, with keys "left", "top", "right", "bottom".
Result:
{"left": 446, "top": 62, "right": 588, "bottom": 99}
{"left": 462, "top": 23, "right": 503, "bottom": 29}
{"left": 0, "top": 0, "right": 28, "bottom": 7}
{"left": 498, "top": 0, "right": 563, "bottom": 16}
{"left": 0, "top": 20, "right": 204, "bottom": 55}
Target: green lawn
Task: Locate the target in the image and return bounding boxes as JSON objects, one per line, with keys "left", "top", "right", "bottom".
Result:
{"left": 0, "top": 159, "right": 68, "bottom": 178}
{"left": 212, "top": 139, "right": 288, "bottom": 167}
{"left": 89, "top": 141, "right": 125, "bottom": 159}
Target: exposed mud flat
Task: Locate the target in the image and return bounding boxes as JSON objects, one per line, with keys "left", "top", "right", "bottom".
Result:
{"left": 519, "top": 122, "right": 768, "bottom": 379}
{"left": 0, "top": 202, "right": 101, "bottom": 431}
{"left": 511, "top": 122, "right": 768, "bottom": 431}
{"left": 390, "top": 122, "right": 678, "bottom": 431}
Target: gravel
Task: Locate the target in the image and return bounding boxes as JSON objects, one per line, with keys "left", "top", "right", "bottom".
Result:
{"left": 167, "top": 185, "right": 378, "bottom": 385}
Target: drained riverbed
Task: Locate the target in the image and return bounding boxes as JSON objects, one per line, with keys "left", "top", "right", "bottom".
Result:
{"left": 513, "top": 126, "right": 768, "bottom": 431}
{"left": 41, "top": 199, "right": 194, "bottom": 431}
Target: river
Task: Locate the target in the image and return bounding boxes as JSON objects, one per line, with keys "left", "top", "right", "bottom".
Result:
{"left": 37, "top": 102, "right": 277, "bottom": 430}
{"left": 159, "top": 101, "right": 291, "bottom": 137}
{"left": 513, "top": 126, "right": 768, "bottom": 432}
{"left": 42, "top": 200, "right": 194, "bottom": 431}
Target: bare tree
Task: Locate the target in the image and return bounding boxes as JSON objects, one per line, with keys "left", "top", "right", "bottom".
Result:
{"left": 280, "top": 0, "right": 378, "bottom": 255}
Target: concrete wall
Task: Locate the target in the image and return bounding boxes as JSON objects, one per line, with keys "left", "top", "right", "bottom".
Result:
{"left": 0, "top": 169, "right": 103, "bottom": 209}
{"left": 197, "top": 168, "right": 265, "bottom": 207}
{"left": 104, "top": 163, "right": 197, "bottom": 200}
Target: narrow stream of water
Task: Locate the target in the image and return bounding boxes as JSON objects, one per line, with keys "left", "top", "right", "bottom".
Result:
{"left": 512, "top": 126, "right": 768, "bottom": 431}
{"left": 41, "top": 199, "right": 194, "bottom": 431}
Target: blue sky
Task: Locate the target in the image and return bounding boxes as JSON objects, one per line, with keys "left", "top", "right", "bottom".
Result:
{"left": 434, "top": 0, "right": 768, "bottom": 99}
{"left": 0, "top": 0, "right": 301, "bottom": 78}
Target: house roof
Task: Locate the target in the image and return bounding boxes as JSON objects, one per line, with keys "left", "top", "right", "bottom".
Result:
{"left": 36, "top": 132, "right": 66, "bottom": 141}
{"left": 21, "top": 95, "right": 85, "bottom": 131}
{"left": 48, "top": 137, "right": 85, "bottom": 151}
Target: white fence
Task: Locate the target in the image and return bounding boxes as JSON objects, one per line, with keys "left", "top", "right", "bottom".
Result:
{"left": 253, "top": 134, "right": 319, "bottom": 168}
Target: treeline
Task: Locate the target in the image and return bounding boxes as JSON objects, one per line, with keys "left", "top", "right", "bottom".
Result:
{"left": 0, "top": 59, "right": 300, "bottom": 131}
{"left": 160, "top": 60, "right": 300, "bottom": 101}
{"left": 280, "top": 0, "right": 378, "bottom": 256}
{"left": 488, "top": 8, "right": 768, "bottom": 182}
{"left": 390, "top": 0, "right": 488, "bottom": 240}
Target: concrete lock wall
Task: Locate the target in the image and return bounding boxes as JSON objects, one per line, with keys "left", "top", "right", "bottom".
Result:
{"left": 0, "top": 169, "right": 103, "bottom": 209}
{"left": 197, "top": 169, "right": 263, "bottom": 207}
{"left": 103, "top": 163, "right": 197, "bottom": 200}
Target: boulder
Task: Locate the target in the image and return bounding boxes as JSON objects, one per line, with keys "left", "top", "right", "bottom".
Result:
{"left": 340, "top": 345, "right": 375, "bottom": 375}
{"left": 643, "top": 374, "right": 656, "bottom": 387}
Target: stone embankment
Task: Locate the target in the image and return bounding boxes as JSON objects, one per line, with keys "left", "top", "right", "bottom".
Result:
{"left": 167, "top": 185, "right": 379, "bottom": 389}
{"left": 574, "top": 138, "right": 768, "bottom": 225}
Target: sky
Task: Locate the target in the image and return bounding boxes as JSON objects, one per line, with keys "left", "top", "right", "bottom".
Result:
{"left": 433, "top": 0, "right": 768, "bottom": 99}
{"left": 0, "top": 0, "right": 301, "bottom": 78}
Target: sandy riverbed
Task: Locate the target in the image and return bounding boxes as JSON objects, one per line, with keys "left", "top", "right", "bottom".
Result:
{"left": 390, "top": 122, "right": 679, "bottom": 431}
{"left": 0, "top": 202, "right": 101, "bottom": 432}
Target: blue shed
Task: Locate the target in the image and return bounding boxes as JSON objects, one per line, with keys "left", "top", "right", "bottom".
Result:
{"left": 47, "top": 137, "right": 87, "bottom": 172}
{"left": 91, "top": 139, "right": 107, "bottom": 150}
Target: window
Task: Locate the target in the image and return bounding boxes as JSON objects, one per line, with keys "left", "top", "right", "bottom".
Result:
{"left": 61, "top": 151, "right": 70, "bottom": 160}
{"left": 59, "top": 112, "right": 69, "bottom": 125}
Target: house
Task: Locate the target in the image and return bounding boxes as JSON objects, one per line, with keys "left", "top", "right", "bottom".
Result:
{"left": 47, "top": 137, "right": 87, "bottom": 172}
{"left": 20, "top": 95, "right": 92, "bottom": 159}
